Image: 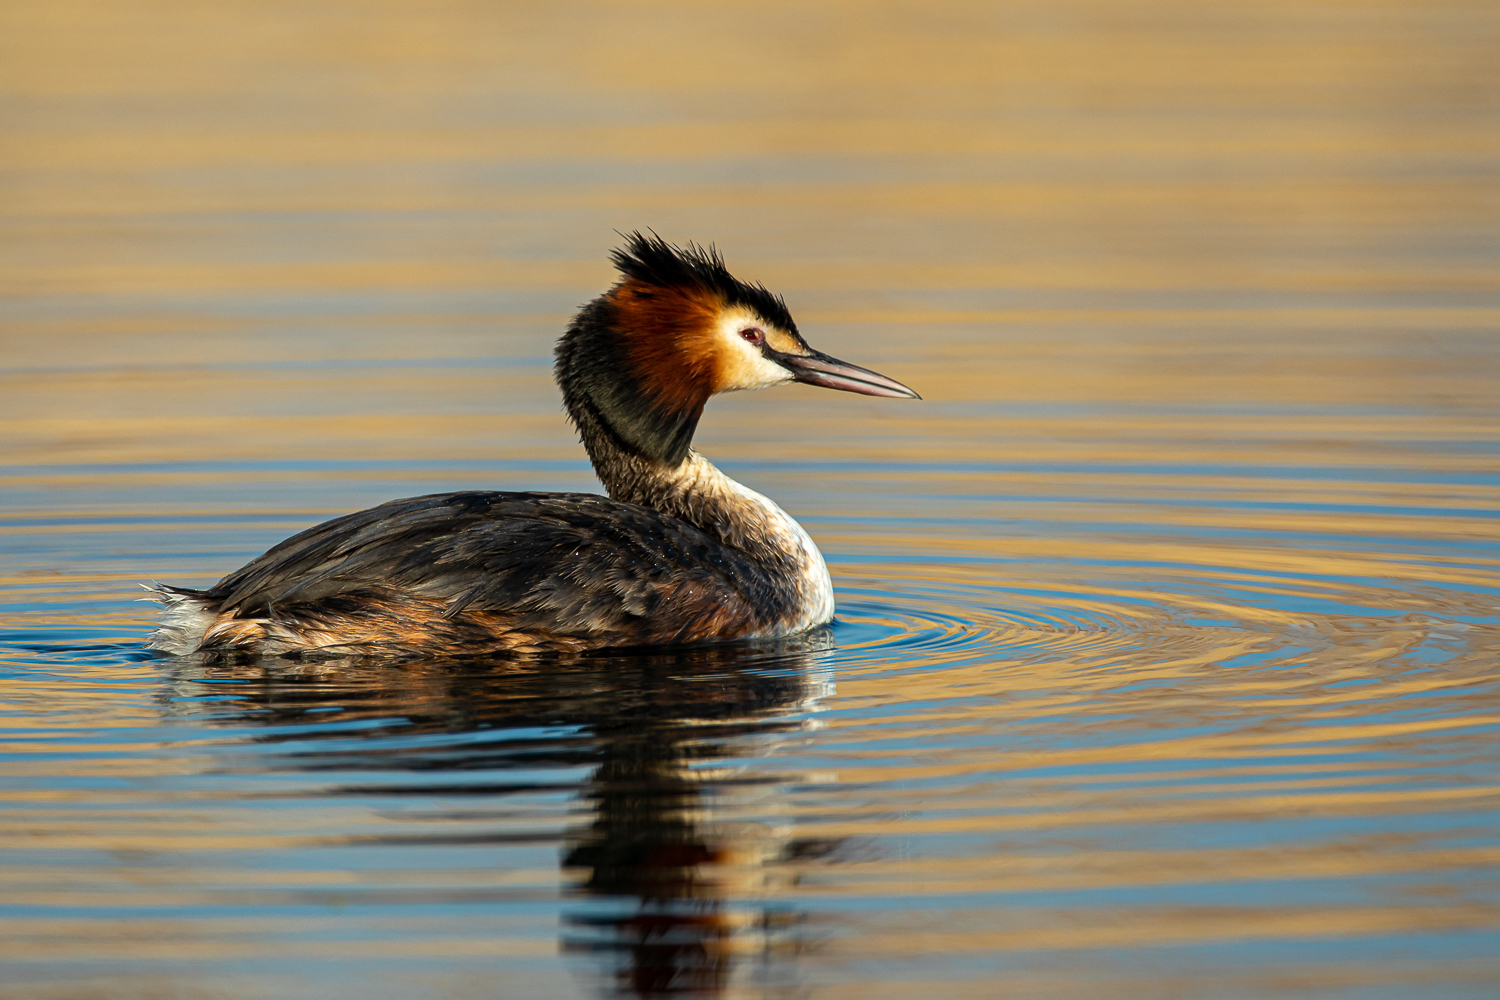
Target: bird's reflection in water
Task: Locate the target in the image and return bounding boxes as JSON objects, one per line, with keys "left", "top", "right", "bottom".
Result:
{"left": 560, "top": 643, "right": 831, "bottom": 998}
{"left": 160, "top": 631, "right": 837, "bottom": 998}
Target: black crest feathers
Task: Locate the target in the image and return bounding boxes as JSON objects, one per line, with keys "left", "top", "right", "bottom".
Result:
{"left": 611, "top": 231, "right": 799, "bottom": 336}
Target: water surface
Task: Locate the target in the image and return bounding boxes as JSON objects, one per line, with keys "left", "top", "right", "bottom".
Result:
{"left": 3, "top": 2, "right": 1499, "bottom": 997}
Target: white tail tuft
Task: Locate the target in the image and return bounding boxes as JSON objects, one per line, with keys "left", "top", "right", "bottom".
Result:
{"left": 142, "top": 583, "right": 217, "bottom": 655}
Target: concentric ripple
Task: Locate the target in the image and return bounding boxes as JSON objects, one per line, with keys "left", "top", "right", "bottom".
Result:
{"left": 821, "top": 496, "right": 1498, "bottom": 674}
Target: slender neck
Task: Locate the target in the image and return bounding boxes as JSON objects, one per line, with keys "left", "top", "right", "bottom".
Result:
{"left": 557, "top": 332, "right": 835, "bottom": 632}
{"left": 573, "top": 400, "right": 801, "bottom": 570}
{"left": 556, "top": 298, "right": 773, "bottom": 562}
{"left": 554, "top": 300, "right": 823, "bottom": 586}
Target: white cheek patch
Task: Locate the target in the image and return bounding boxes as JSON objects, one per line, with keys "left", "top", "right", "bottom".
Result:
{"left": 713, "top": 311, "right": 796, "bottom": 392}
{"left": 731, "top": 350, "right": 796, "bottom": 391}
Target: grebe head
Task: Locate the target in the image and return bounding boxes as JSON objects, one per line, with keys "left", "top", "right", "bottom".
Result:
{"left": 556, "top": 232, "right": 919, "bottom": 465}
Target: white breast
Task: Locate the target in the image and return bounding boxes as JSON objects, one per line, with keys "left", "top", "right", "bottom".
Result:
{"left": 715, "top": 473, "right": 836, "bottom": 635}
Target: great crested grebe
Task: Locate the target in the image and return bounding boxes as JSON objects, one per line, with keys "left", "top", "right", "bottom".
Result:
{"left": 146, "top": 234, "right": 919, "bottom": 657}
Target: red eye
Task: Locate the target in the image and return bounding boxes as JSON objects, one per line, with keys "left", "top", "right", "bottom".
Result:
{"left": 740, "top": 328, "right": 764, "bottom": 344}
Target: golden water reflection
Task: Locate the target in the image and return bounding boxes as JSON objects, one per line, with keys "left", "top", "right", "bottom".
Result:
{"left": 3, "top": 0, "right": 1500, "bottom": 997}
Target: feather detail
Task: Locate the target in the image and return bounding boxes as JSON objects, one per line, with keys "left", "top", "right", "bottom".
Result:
{"left": 150, "top": 489, "right": 825, "bottom": 657}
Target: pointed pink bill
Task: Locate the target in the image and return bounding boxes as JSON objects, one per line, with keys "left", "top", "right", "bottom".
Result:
{"left": 780, "top": 351, "right": 921, "bottom": 399}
